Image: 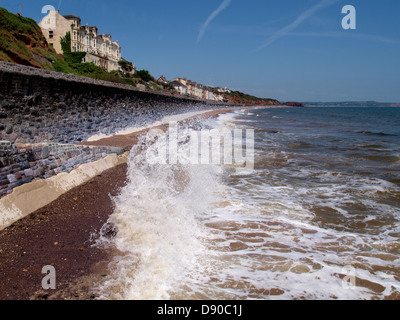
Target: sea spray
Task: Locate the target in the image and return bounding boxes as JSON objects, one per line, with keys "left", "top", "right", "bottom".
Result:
{"left": 95, "top": 126, "right": 224, "bottom": 300}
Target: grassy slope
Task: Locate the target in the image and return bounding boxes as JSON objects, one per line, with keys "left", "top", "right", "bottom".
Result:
{"left": 223, "top": 90, "right": 281, "bottom": 105}
{"left": 0, "top": 7, "right": 68, "bottom": 70}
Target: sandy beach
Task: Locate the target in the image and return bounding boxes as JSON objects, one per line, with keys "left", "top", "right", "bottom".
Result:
{"left": 0, "top": 106, "right": 239, "bottom": 300}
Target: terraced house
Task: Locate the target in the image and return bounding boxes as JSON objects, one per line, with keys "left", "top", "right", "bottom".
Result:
{"left": 173, "top": 78, "right": 225, "bottom": 102}
{"left": 39, "top": 10, "right": 123, "bottom": 73}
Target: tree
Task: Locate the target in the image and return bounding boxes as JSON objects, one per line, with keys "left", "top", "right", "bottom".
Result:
{"left": 135, "top": 69, "right": 155, "bottom": 82}
{"left": 60, "top": 31, "right": 71, "bottom": 55}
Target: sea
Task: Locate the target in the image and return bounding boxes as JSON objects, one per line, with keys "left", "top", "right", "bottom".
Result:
{"left": 94, "top": 106, "right": 400, "bottom": 300}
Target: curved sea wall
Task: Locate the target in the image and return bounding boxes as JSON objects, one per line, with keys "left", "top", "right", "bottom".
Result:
{"left": 0, "top": 61, "right": 213, "bottom": 144}
{"left": 0, "top": 61, "right": 226, "bottom": 201}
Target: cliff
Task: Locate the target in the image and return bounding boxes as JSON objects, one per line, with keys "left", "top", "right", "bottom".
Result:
{"left": 222, "top": 90, "right": 281, "bottom": 106}
{"left": 0, "top": 7, "right": 64, "bottom": 70}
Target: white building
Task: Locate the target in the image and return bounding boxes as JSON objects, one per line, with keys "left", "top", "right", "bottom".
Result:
{"left": 39, "top": 10, "right": 125, "bottom": 73}
{"left": 216, "top": 87, "right": 232, "bottom": 93}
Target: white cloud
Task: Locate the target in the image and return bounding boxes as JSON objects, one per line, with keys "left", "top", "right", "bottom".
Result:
{"left": 258, "top": 0, "right": 340, "bottom": 50}
{"left": 197, "top": 0, "right": 232, "bottom": 42}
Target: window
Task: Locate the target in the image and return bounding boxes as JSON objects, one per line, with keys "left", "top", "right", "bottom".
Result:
{"left": 73, "top": 31, "right": 77, "bottom": 40}
{"left": 49, "top": 31, "right": 53, "bottom": 39}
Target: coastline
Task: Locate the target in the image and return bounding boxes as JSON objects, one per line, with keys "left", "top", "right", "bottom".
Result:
{"left": 0, "top": 105, "right": 242, "bottom": 300}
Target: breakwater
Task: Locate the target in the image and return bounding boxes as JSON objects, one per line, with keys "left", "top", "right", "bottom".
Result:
{"left": 0, "top": 61, "right": 224, "bottom": 199}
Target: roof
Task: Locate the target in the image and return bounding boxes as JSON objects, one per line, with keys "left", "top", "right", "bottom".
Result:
{"left": 170, "top": 81, "right": 185, "bottom": 87}
{"left": 63, "top": 14, "right": 80, "bottom": 20}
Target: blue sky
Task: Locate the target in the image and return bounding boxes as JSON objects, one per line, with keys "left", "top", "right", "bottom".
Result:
{"left": 1, "top": 0, "right": 399, "bottom": 102}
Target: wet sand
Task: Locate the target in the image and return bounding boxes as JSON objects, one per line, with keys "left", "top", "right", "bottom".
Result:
{"left": 0, "top": 162, "right": 127, "bottom": 300}
{"left": 0, "top": 107, "right": 238, "bottom": 300}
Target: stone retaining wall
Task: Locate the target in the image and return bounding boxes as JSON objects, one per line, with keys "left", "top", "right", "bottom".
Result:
{"left": 0, "top": 61, "right": 216, "bottom": 145}
{"left": 0, "top": 141, "right": 124, "bottom": 198}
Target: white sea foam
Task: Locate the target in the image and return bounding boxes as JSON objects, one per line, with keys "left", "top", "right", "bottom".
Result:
{"left": 95, "top": 126, "right": 224, "bottom": 300}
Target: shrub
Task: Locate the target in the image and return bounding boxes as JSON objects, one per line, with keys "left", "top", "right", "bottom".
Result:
{"left": 136, "top": 69, "right": 155, "bottom": 82}
{"left": 118, "top": 59, "right": 134, "bottom": 74}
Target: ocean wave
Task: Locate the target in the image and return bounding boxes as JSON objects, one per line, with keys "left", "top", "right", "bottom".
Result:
{"left": 95, "top": 124, "right": 225, "bottom": 300}
{"left": 357, "top": 131, "right": 398, "bottom": 137}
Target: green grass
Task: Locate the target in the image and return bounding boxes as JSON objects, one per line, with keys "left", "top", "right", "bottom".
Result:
{"left": 52, "top": 58, "right": 77, "bottom": 74}
{"left": 0, "top": 7, "right": 61, "bottom": 68}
